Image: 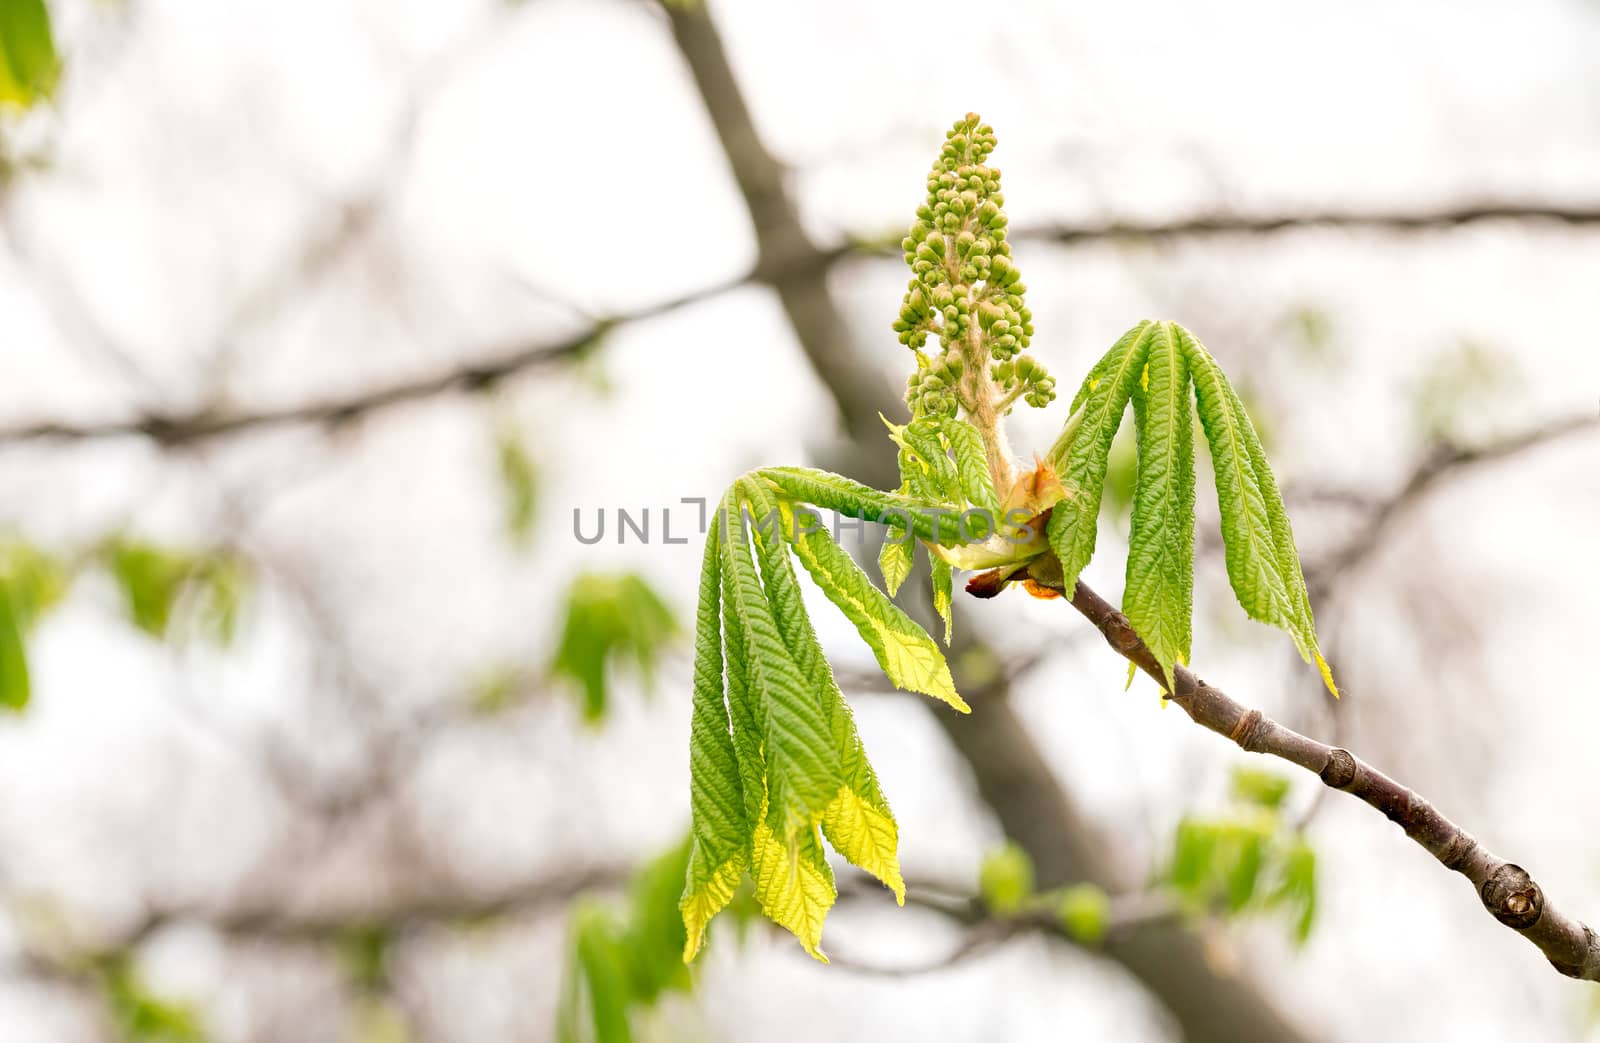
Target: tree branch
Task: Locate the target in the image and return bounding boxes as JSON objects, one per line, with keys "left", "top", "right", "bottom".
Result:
{"left": 829, "top": 883, "right": 1180, "bottom": 978}
{"left": 1034, "top": 575, "right": 1600, "bottom": 982}
{"left": 1304, "top": 414, "right": 1599, "bottom": 594}
{"left": 1004, "top": 200, "right": 1600, "bottom": 247}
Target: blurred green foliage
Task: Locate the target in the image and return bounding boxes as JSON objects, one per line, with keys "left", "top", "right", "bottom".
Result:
{"left": 1056, "top": 883, "right": 1111, "bottom": 945}
{"left": 979, "top": 841, "right": 1035, "bottom": 915}
{"left": 557, "top": 838, "right": 695, "bottom": 1043}
{"left": 0, "top": 540, "right": 67, "bottom": 710}
{"left": 1412, "top": 341, "right": 1510, "bottom": 443}
{"left": 1164, "top": 766, "right": 1318, "bottom": 944}
{"left": 99, "top": 954, "right": 205, "bottom": 1043}
{"left": 104, "top": 539, "right": 249, "bottom": 646}
{"left": 550, "top": 572, "right": 677, "bottom": 724}
{"left": 0, "top": 534, "right": 253, "bottom": 713}
{"left": 1282, "top": 306, "right": 1335, "bottom": 362}
{"left": 496, "top": 427, "right": 540, "bottom": 545}
{"left": 0, "top": 0, "right": 58, "bottom": 110}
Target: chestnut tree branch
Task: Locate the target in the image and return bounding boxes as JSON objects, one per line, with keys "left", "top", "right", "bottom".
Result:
{"left": 1032, "top": 575, "right": 1600, "bottom": 982}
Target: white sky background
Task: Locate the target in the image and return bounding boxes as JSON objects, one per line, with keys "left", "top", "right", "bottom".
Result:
{"left": 2, "top": 0, "right": 1600, "bottom": 1040}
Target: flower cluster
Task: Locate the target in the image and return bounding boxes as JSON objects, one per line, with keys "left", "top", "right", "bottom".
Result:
{"left": 893, "top": 114, "right": 1055, "bottom": 418}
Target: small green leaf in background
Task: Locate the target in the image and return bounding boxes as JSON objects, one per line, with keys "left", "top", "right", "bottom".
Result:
{"left": 0, "top": 0, "right": 59, "bottom": 111}
{"left": 550, "top": 572, "right": 678, "bottom": 724}
{"left": 0, "top": 540, "right": 70, "bottom": 712}
{"left": 108, "top": 542, "right": 188, "bottom": 638}
{"left": 1057, "top": 883, "right": 1111, "bottom": 945}
{"left": 333, "top": 924, "right": 391, "bottom": 994}
{"left": 104, "top": 540, "right": 250, "bottom": 646}
{"left": 1231, "top": 765, "right": 1292, "bottom": 811}
{"left": 1273, "top": 839, "right": 1318, "bottom": 945}
{"left": 0, "top": 540, "right": 68, "bottom": 628}
{"left": 496, "top": 427, "right": 540, "bottom": 545}
{"left": 467, "top": 663, "right": 524, "bottom": 714}
{"left": 1283, "top": 306, "right": 1334, "bottom": 361}
{"left": 347, "top": 996, "right": 411, "bottom": 1043}
{"left": 978, "top": 841, "right": 1034, "bottom": 915}
{"left": 558, "top": 839, "right": 695, "bottom": 1043}
{"left": 1163, "top": 769, "right": 1318, "bottom": 945}
{"left": 0, "top": 587, "right": 28, "bottom": 711}
{"left": 1412, "top": 341, "right": 1511, "bottom": 443}
{"left": 98, "top": 953, "right": 205, "bottom": 1043}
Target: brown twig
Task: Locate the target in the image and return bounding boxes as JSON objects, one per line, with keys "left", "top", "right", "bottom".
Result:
{"left": 1037, "top": 575, "right": 1600, "bottom": 982}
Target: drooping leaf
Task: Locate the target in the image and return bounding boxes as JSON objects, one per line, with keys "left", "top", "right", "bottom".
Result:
{"left": 0, "top": 0, "right": 59, "bottom": 111}
{"left": 762, "top": 497, "right": 904, "bottom": 906}
{"left": 750, "top": 814, "right": 836, "bottom": 962}
{"left": 680, "top": 525, "right": 749, "bottom": 962}
{"left": 1046, "top": 321, "right": 1156, "bottom": 593}
{"left": 782, "top": 504, "right": 968, "bottom": 713}
{"left": 719, "top": 486, "right": 840, "bottom": 832}
{"left": 1184, "top": 333, "right": 1335, "bottom": 696}
{"left": 1122, "top": 322, "right": 1196, "bottom": 688}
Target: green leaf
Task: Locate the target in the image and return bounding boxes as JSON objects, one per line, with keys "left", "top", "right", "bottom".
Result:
{"left": 719, "top": 486, "right": 840, "bottom": 832}
{"left": 680, "top": 526, "right": 749, "bottom": 962}
{"left": 782, "top": 501, "right": 968, "bottom": 713}
{"left": 877, "top": 527, "right": 914, "bottom": 597}
{"left": 1185, "top": 333, "right": 1336, "bottom": 696}
{"left": 756, "top": 496, "right": 905, "bottom": 908}
{"left": 0, "top": 0, "right": 59, "bottom": 111}
{"left": 885, "top": 417, "right": 961, "bottom": 504}
{"left": 978, "top": 842, "right": 1034, "bottom": 915}
{"left": 756, "top": 467, "right": 967, "bottom": 545}
{"left": 938, "top": 417, "right": 1000, "bottom": 513}
{"left": 931, "top": 558, "right": 953, "bottom": 644}
{"left": 1122, "top": 321, "right": 1196, "bottom": 688}
{"left": 551, "top": 572, "right": 679, "bottom": 723}
{"left": 1057, "top": 884, "right": 1111, "bottom": 945}
{"left": 496, "top": 427, "right": 540, "bottom": 545}
{"left": 1046, "top": 321, "right": 1156, "bottom": 593}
